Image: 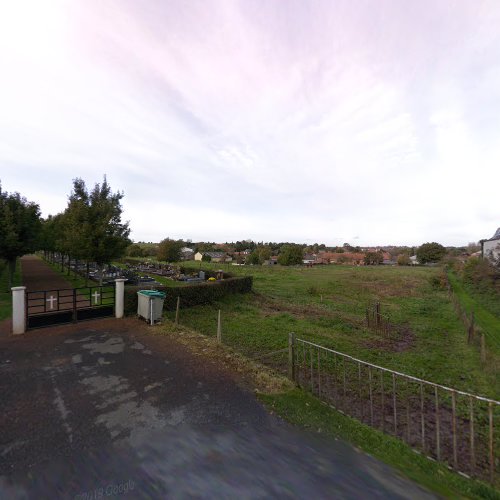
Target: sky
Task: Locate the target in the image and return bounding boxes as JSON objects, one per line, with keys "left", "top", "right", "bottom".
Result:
{"left": 0, "top": 0, "right": 499, "bottom": 246}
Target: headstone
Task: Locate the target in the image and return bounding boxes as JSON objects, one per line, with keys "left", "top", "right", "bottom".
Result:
{"left": 199, "top": 271, "right": 205, "bottom": 280}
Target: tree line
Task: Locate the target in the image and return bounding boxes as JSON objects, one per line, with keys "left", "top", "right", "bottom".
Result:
{"left": 0, "top": 178, "right": 130, "bottom": 290}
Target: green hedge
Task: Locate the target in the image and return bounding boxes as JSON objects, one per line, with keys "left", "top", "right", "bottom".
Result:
{"left": 124, "top": 276, "right": 252, "bottom": 315}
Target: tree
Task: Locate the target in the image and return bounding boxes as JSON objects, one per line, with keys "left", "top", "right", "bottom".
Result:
{"left": 416, "top": 242, "right": 447, "bottom": 264}
{"left": 278, "top": 244, "right": 304, "bottom": 266}
{"left": 65, "top": 177, "right": 130, "bottom": 284}
{"left": 364, "top": 251, "right": 384, "bottom": 265}
{"left": 157, "top": 238, "right": 182, "bottom": 262}
{"left": 126, "top": 243, "right": 144, "bottom": 258}
{"left": 397, "top": 254, "right": 410, "bottom": 266}
{"left": 0, "top": 185, "right": 42, "bottom": 289}
{"left": 201, "top": 253, "right": 212, "bottom": 262}
{"left": 245, "top": 251, "right": 260, "bottom": 265}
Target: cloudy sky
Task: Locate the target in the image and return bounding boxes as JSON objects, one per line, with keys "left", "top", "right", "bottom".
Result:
{"left": 0, "top": 0, "right": 499, "bottom": 246}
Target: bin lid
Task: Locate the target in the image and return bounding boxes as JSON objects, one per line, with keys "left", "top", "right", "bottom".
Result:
{"left": 137, "top": 290, "right": 166, "bottom": 298}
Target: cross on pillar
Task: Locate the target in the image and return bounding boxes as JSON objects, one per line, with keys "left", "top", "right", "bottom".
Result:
{"left": 92, "top": 290, "right": 101, "bottom": 304}
{"left": 46, "top": 295, "right": 57, "bottom": 310}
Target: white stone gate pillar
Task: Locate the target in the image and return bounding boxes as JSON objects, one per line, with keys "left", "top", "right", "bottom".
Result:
{"left": 12, "top": 286, "right": 26, "bottom": 335}
{"left": 115, "top": 279, "right": 126, "bottom": 319}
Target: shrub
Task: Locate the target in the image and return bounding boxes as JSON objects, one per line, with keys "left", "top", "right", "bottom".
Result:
{"left": 123, "top": 276, "right": 253, "bottom": 315}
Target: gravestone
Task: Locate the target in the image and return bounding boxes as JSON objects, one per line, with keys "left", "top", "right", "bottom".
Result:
{"left": 199, "top": 271, "right": 205, "bottom": 280}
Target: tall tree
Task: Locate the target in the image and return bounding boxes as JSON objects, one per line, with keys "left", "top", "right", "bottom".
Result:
{"left": 278, "top": 244, "right": 304, "bottom": 266}
{"left": 0, "top": 185, "right": 42, "bottom": 289}
{"left": 66, "top": 177, "right": 130, "bottom": 284}
{"left": 416, "top": 242, "right": 447, "bottom": 264}
{"left": 157, "top": 238, "right": 183, "bottom": 262}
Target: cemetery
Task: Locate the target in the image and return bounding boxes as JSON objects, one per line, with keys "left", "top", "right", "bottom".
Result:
{"left": 45, "top": 255, "right": 229, "bottom": 288}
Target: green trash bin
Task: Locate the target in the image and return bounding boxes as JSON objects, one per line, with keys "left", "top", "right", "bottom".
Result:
{"left": 137, "top": 290, "right": 166, "bottom": 324}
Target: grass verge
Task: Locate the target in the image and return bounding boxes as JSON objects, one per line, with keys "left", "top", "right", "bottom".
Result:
{"left": 448, "top": 271, "right": 500, "bottom": 357}
{"left": 0, "top": 259, "right": 22, "bottom": 321}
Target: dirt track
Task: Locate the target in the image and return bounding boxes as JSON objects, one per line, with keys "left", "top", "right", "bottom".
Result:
{"left": 20, "top": 255, "right": 74, "bottom": 292}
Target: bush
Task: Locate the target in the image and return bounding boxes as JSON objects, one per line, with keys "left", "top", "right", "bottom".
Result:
{"left": 123, "top": 276, "right": 253, "bottom": 315}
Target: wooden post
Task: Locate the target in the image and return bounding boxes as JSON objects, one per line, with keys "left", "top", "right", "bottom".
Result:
{"left": 217, "top": 309, "right": 221, "bottom": 344}
{"left": 288, "top": 333, "right": 295, "bottom": 381}
{"left": 420, "top": 382, "right": 425, "bottom": 451}
{"left": 406, "top": 379, "right": 411, "bottom": 443}
{"left": 358, "top": 362, "right": 363, "bottom": 420}
{"left": 451, "top": 391, "right": 457, "bottom": 469}
{"left": 310, "top": 346, "right": 314, "bottom": 392}
{"left": 381, "top": 371, "right": 385, "bottom": 432}
{"left": 369, "top": 366, "right": 374, "bottom": 426}
{"left": 481, "top": 333, "right": 486, "bottom": 364}
{"left": 470, "top": 396, "right": 475, "bottom": 474}
{"left": 376, "top": 302, "right": 381, "bottom": 331}
{"left": 175, "top": 296, "right": 180, "bottom": 325}
{"left": 489, "top": 402, "right": 494, "bottom": 484}
{"left": 435, "top": 386, "right": 440, "bottom": 461}
{"left": 317, "top": 349, "right": 321, "bottom": 396}
{"left": 393, "top": 373, "right": 397, "bottom": 435}
{"left": 468, "top": 310, "right": 475, "bottom": 343}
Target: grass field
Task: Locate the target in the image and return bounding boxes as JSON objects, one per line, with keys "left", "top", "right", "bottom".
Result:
{"left": 0, "top": 259, "right": 22, "bottom": 321}
{"left": 448, "top": 270, "right": 500, "bottom": 357}
{"left": 172, "top": 262, "right": 499, "bottom": 399}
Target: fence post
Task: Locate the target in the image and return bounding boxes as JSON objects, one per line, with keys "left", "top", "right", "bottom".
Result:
{"left": 11, "top": 286, "right": 26, "bottom": 335}
{"left": 175, "top": 296, "right": 180, "bottom": 325}
{"left": 468, "top": 310, "right": 475, "bottom": 343}
{"left": 217, "top": 309, "right": 221, "bottom": 344}
{"left": 288, "top": 333, "right": 296, "bottom": 381}
{"left": 114, "top": 279, "right": 126, "bottom": 319}
{"left": 481, "top": 333, "right": 486, "bottom": 364}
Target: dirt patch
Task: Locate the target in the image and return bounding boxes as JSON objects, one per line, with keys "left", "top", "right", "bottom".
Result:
{"left": 363, "top": 325, "right": 416, "bottom": 353}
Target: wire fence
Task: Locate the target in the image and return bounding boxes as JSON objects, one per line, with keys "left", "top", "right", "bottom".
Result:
{"left": 366, "top": 301, "right": 393, "bottom": 337}
{"left": 290, "top": 335, "right": 499, "bottom": 485}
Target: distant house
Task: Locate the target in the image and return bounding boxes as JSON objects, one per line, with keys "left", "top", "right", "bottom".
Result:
{"left": 180, "top": 247, "right": 194, "bottom": 260}
{"left": 303, "top": 254, "right": 316, "bottom": 265}
{"left": 194, "top": 251, "right": 232, "bottom": 263}
{"left": 263, "top": 256, "right": 278, "bottom": 266}
{"left": 482, "top": 228, "right": 500, "bottom": 263}
{"left": 409, "top": 255, "right": 419, "bottom": 265}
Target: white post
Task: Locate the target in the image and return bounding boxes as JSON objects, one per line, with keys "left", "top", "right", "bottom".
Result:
{"left": 115, "top": 279, "right": 126, "bottom": 319}
{"left": 217, "top": 309, "right": 221, "bottom": 344}
{"left": 12, "top": 286, "right": 26, "bottom": 335}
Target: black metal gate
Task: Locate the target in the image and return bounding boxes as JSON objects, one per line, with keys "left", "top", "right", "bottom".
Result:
{"left": 26, "top": 285, "right": 115, "bottom": 329}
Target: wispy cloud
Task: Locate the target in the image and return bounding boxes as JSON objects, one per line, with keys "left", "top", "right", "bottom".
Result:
{"left": 1, "top": 0, "right": 499, "bottom": 245}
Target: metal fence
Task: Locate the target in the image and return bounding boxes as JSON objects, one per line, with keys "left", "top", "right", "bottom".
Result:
{"left": 289, "top": 335, "right": 499, "bottom": 485}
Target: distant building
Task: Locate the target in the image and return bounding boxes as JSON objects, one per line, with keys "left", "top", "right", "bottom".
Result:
{"left": 482, "top": 227, "right": 500, "bottom": 263}
{"left": 180, "top": 247, "right": 194, "bottom": 260}
{"left": 194, "top": 251, "right": 232, "bottom": 263}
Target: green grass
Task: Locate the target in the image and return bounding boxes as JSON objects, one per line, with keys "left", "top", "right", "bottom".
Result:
{"left": 44, "top": 259, "right": 88, "bottom": 288}
{"left": 173, "top": 262, "right": 499, "bottom": 399}
{"left": 0, "top": 259, "right": 22, "bottom": 321}
{"left": 448, "top": 271, "right": 500, "bottom": 357}
{"left": 42, "top": 259, "right": 114, "bottom": 304}
{"left": 259, "top": 389, "right": 500, "bottom": 499}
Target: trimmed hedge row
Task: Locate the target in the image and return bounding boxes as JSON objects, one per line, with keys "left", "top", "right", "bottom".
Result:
{"left": 124, "top": 275, "right": 253, "bottom": 315}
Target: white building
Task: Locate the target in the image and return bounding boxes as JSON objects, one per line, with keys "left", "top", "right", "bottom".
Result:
{"left": 482, "top": 228, "right": 500, "bottom": 263}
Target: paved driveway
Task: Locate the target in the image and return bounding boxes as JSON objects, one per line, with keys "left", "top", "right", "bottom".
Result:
{"left": 0, "top": 319, "right": 435, "bottom": 499}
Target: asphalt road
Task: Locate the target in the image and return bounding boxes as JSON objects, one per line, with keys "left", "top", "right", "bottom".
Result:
{"left": 0, "top": 317, "right": 436, "bottom": 499}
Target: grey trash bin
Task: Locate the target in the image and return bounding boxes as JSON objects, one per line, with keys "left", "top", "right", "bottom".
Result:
{"left": 137, "top": 290, "right": 166, "bottom": 324}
